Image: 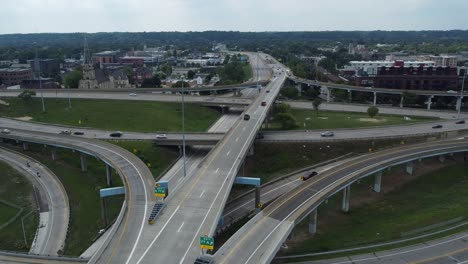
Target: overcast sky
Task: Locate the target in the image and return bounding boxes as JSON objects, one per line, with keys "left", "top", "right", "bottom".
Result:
{"left": 0, "top": 0, "right": 466, "bottom": 34}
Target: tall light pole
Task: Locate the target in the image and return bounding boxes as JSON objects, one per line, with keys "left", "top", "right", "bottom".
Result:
{"left": 458, "top": 69, "right": 466, "bottom": 119}
{"left": 181, "top": 75, "right": 187, "bottom": 177}
{"left": 35, "top": 47, "right": 46, "bottom": 112}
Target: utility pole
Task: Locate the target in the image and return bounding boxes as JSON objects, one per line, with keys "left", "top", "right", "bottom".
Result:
{"left": 181, "top": 75, "right": 187, "bottom": 177}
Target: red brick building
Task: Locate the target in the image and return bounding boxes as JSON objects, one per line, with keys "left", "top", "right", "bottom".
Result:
{"left": 373, "top": 66, "right": 458, "bottom": 90}
{"left": 0, "top": 68, "right": 33, "bottom": 86}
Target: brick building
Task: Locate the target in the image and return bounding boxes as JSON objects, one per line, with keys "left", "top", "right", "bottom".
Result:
{"left": 372, "top": 66, "right": 458, "bottom": 90}
{"left": 0, "top": 68, "right": 33, "bottom": 86}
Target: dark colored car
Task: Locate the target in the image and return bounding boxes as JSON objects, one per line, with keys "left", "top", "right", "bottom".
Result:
{"left": 301, "top": 171, "right": 318, "bottom": 181}
{"left": 110, "top": 131, "right": 123, "bottom": 137}
{"left": 456, "top": 120, "right": 466, "bottom": 124}
{"left": 266, "top": 90, "right": 270, "bottom": 93}
{"left": 256, "top": 133, "right": 264, "bottom": 139}
{"left": 432, "top": 125, "right": 443, "bottom": 129}
{"left": 261, "top": 101, "right": 267, "bottom": 106}
{"left": 243, "top": 114, "right": 250, "bottom": 121}
{"left": 74, "top": 131, "right": 84, "bottom": 135}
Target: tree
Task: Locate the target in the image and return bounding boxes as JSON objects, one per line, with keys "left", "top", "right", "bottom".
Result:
{"left": 140, "top": 75, "right": 161, "bottom": 88}
{"left": 187, "top": 70, "right": 195, "bottom": 80}
{"left": 172, "top": 81, "right": 190, "bottom": 88}
{"left": 312, "top": 98, "right": 322, "bottom": 116}
{"left": 63, "top": 70, "right": 82, "bottom": 88}
{"left": 160, "top": 64, "right": 172, "bottom": 76}
{"left": 367, "top": 106, "right": 379, "bottom": 118}
{"left": 274, "top": 103, "right": 291, "bottom": 114}
{"left": 281, "top": 86, "right": 299, "bottom": 99}
{"left": 276, "top": 113, "right": 297, "bottom": 130}
{"left": 18, "top": 90, "right": 36, "bottom": 102}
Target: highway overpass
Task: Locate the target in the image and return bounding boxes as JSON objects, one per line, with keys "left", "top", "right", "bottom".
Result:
{"left": 213, "top": 139, "right": 468, "bottom": 264}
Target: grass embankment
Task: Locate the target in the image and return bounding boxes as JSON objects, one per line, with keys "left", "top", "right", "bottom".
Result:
{"left": 0, "top": 161, "right": 38, "bottom": 252}
{"left": 1, "top": 141, "right": 178, "bottom": 256}
{"left": 244, "top": 138, "right": 422, "bottom": 184}
{"left": 0, "top": 98, "right": 220, "bottom": 132}
{"left": 280, "top": 160, "right": 468, "bottom": 261}
{"left": 267, "top": 110, "right": 438, "bottom": 130}
{"left": 111, "top": 141, "right": 179, "bottom": 179}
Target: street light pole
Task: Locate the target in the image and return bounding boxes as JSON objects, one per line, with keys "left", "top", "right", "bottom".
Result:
{"left": 181, "top": 76, "right": 187, "bottom": 177}
{"left": 458, "top": 70, "right": 466, "bottom": 119}
{"left": 35, "top": 47, "right": 46, "bottom": 112}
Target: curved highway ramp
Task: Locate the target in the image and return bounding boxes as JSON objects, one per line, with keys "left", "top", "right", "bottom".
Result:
{"left": 213, "top": 139, "right": 468, "bottom": 264}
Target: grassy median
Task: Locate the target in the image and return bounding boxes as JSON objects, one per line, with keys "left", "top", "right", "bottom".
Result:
{"left": 267, "top": 109, "right": 437, "bottom": 130}
{"left": 0, "top": 161, "right": 38, "bottom": 252}
{"left": 279, "top": 159, "right": 468, "bottom": 260}
{"left": 0, "top": 98, "right": 220, "bottom": 132}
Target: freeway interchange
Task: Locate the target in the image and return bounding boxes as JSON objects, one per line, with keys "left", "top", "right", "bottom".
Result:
{"left": 0, "top": 52, "right": 467, "bottom": 264}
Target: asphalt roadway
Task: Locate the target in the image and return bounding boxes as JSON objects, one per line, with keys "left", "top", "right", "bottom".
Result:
{"left": 0, "top": 147, "right": 69, "bottom": 256}
{"left": 0, "top": 129, "right": 155, "bottom": 264}
{"left": 291, "top": 229, "right": 468, "bottom": 264}
{"left": 213, "top": 139, "right": 468, "bottom": 264}
{"left": 118, "top": 66, "right": 287, "bottom": 264}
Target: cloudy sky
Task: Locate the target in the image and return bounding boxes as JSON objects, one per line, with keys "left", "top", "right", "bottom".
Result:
{"left": 0, "top": 0, "right": 466, "bottom": 34}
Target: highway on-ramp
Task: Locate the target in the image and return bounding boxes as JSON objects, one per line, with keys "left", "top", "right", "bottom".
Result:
{"left": 0, "top": 129, "right": 155, "bottom": 264}
{"left": 0, "top": 147, "right": 69, "bottom": 256}
{"left": 213, "top": 139, "right": 468, "bottom": 264}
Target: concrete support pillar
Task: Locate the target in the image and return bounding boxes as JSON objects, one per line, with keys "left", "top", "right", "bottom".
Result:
{"left": 51, "top": 148, "right": 57, "bottom": 161}
{"left": 373, "top": 92, "right": 377, "bottom": 106}
{"left": 406, "top": 161, "right": 414, "bottom": 175}
{"left": 342, "top": 185, "right": 351, "bottom": 213}
{"left": 373, "top": 171, "right": 382, "bottom": 193}
{"left": 438, "top": 155, "right": 446, "bottom": 163}
{"left": 101, "top": 197, "right": 108, "bottom": 227}
{"left": 296, "top": 84, "right": 302, "bottom": 94}
{"left": 400, "top": 95, "right": 404, "bottom": 108}
{"left": 255, "top": 186, "right": 261, "bottom": 212}
{"left": 426, "top": 95, "right": 434, "bottom": 110}
{"left": 348, "top": 89, "right": 352, "bottom": 103}
{"left": 456, "top": 96, "right": 463, "bottom": 112}
{"left": 247, "top": 145, "right": 254, "bottom": 156}
{"left": 106, "top": 164, "right": 113, "bottom": 186}
{"left": 326, "top": 87, "right": 331, "bottom": 103}
{"left": 22, "top": 142, "right": 29, "bottom": 151}
{"left": 308, "top": 209, "right": 318, "bottom": 234}
{"left": 80, "top": 153, "right": 87, "bottom": 172}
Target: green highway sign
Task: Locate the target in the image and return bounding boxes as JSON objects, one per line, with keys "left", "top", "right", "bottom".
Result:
{"left": 199, "top": 236, "right": 214, "bottom": 250}
{"left": 154, "top": 186, "right": 167, "bottom": 197}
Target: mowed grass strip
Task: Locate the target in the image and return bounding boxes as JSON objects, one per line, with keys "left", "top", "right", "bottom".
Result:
{"left": 112, "top": 141, "right": 179, "bottom": 179}
{"left": 267, "top": 109, "right": 438, "bottom": 130}
{"left": 283, "top": 162, "right": 468, "bottom": 257}
{"left": 0, "top": 161, "right": 38, "bottom": 252}
{"left": 0, "top": 98, "right": 220, "bottom": 132}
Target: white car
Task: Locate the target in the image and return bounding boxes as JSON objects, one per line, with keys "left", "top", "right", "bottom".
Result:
{"left": 129, "top": 93, "right": 137, "bottom": 96}
{"left": 1, "top": 129, "right": 11, "bottom": 134}
{"left": 59, "top": 130, "right": 71, "bottom": 135}
{"left": 156, "top": 134, "right": 167, "bottom": 139}
{"left": 447, "top": 90, "right": 458, "bottom": 94}
{"left": 320, "top": 131, "right": 334, "bottom": 137}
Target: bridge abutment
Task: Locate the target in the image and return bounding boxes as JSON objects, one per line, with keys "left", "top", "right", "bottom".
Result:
{"left": 308, "top": 209, "right": 318, "bottom": 234}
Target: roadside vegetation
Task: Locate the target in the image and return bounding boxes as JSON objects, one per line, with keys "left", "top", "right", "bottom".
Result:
{"left": 0, "top": 161, "right": 38, "bottom": 252}
{"left": 216, "top": 54, "right": 252, "bottom": 85}
{"left": 266, "top": 106, "right": 437, "bottom": 130}
{"left": 279, "top": 159, "right": 468, "bottom": 261}
{"left": 0, "top": 98, "right": 220, "bottom": 132}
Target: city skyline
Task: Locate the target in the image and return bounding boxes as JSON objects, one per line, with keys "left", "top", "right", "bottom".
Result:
{"left": 0, "top": 0, "right": 467, "bottom": 34}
